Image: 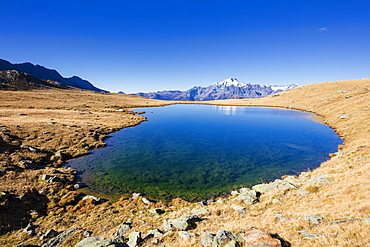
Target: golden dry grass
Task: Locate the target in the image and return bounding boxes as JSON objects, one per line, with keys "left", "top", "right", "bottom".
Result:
{"left": 0, "top": 79, "right": 370, "bottom": 246}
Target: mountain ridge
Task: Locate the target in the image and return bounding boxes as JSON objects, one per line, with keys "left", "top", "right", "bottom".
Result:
{"left": 0, "top": 58, "right": 107, "bottom": 92}
{"left": 129, "top": 78, "right": 298, "bottom": 101}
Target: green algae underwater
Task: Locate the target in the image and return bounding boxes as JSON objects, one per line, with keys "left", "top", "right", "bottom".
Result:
{"left": 64, "top": 105, "right": 342, "bottom": 202}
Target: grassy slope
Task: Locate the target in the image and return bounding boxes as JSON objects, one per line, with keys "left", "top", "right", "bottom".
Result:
{"left": 0, "top": 79, "right": 369, "bottom": 246}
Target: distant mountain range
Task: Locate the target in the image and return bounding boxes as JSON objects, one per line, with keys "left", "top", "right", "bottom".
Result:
{"left": 128, "top": 78, "right": 298, "bottom": 101}
{"left": 0, "top": 58, "right": 106, "bottom": 92}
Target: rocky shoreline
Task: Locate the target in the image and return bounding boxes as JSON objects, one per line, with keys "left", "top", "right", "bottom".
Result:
{"left": 1, "top": 78, "right": 370, "bottom": 246}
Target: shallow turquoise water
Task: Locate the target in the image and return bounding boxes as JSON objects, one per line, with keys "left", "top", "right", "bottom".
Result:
{"left": 64, "top": 105, "right": 342, "bottom": 201}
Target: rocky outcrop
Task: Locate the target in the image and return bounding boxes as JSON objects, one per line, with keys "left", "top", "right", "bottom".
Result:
{"left": 0, "top": 70, "right": 67, "bottom": 91}
{"left": 201, "top": 228, "right": 284, "bottom": 247}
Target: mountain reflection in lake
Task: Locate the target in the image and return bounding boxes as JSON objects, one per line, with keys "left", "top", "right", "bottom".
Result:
{"left": 64, "top": 104, "right": 342, "bottom": 201}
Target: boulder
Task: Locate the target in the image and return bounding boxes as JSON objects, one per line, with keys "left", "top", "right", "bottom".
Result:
{"left": 114, "top": 222, "right": 131, "bottom": 237}
{"left": 163, "top": 214, "right": 202, "bottom": 231}
{"left": 252, "top": 183, "right": 278, "bottom": 193}
{"left": 201, "top": 233, "right": 215, "bottom": 246}
{"left": 145, "top": 229, "right": 163, "bottom": 238}
{"left": 74, "top": 237, "right": 122, "bottom": 247}
{"left": 212, "top": 230, "right": 243, "bottom": 247}
{"left": 127, "top": 231, "right": 142, "bottom": 247}
{"left": 243, "top": 227, "right": 281, "bottom": 246}
{"left": 42, "top": 228, "right": 80, "bottom": 247}
{"left": 277, "top": 181, "right": 299, "bottom": 190}
{"left": 232, "top": 190, "right": 259, "bottom": 204}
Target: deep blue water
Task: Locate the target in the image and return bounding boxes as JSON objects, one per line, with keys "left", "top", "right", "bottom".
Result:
{"left": 64, "top": 105, "right": 342, "bottom": 201}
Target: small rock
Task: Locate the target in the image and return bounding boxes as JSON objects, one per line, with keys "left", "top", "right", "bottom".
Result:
{"left": 178, "top": 231, "right": 196, "bottom": 240}
{"left": 362, "top": 216, "right": 370, "bottom": 224}
{"left": 142, "top": 197, "right": 151, "bottom": 204}
{"left": 40, "top": 229, "right": 58, "bottom": 240}
{"left": 216, "top": 198, "right": 225, "bottom": 203}
{"left": 132, "top": 193, "right": 142, "bottom": 199}
{"left": 146, "top": 229, "right": 163, "bottom": 238}
{"left": 149, "top": 208, "right": 164, "bottom": 215}
{"left": 296, "top": 189, "right": 309, "bottom": 196}
{"left": 114, "top": 222, "right": 131, "bottom": 237}
{"left": 201, "top": 233, "right": 215, "bottom": 247}
{"left": 23, "top": 223, "right": 36, "bottom": 236}
{"left": 304, "top": 214, "right": 324, "bottom": 224}
{"left": 83, "top": 231, "right": 92, "bottom": 237}
{"left": 77, "top": 111, "right": 92, "bottom": 114}
{"left": 307, "top": 176, "right": 330, "bottom": 186}
{"left": 230, "top": 204, "right": 247, "bottom": 212}
{"left": 339, "top": 115, "right": 351, "bottom": 119}
{"left": 303, "top": 233, "right": 338, "bottom": 239}
{"left": 272, "top": 199, "right": 281, "bottom": 204}
{"left": 191, "top": 208, "right": 209, "bottom": 215}
{"left": 82, "top": 195, "right": 103, "bottom": 202}
{"left": 18, "top": 160, "right": 35, "bottom": 169}
{"left": 277, "top": 181, "right": 299, "bottom": 190}
{"left": 47, "top": 176, "right": 60, "bottom": 183}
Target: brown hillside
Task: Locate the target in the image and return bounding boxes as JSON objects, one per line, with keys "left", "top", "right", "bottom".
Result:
{"left": 0, "top": 78, "right": 369, "bottom": 246}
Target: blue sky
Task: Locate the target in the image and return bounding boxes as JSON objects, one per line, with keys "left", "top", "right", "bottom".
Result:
{"left": 1, "top": 1, "right": 370, "bottom": 93}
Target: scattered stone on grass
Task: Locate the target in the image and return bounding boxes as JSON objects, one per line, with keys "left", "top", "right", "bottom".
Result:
{"left": 304, "top": 214, "right": 324, "bottom": 224}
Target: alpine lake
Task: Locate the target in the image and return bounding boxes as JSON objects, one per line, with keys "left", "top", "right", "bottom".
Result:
{"left": 64, "top": 104, "right": 343, "bottom": 202}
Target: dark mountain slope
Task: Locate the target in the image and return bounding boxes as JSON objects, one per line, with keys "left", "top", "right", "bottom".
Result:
{"left": 0, "top": 58, "right": 107, "bottom": 92}
{"left": 0, "top": 70, "right": 68, "bottom": 91}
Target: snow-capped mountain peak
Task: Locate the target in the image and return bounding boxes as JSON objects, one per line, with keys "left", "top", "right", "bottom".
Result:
{"left": 269, "top": 83, "right": 299, "bottom": 91}
{"left": 213, "top": 78, "right": 246, "bottom": 88}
